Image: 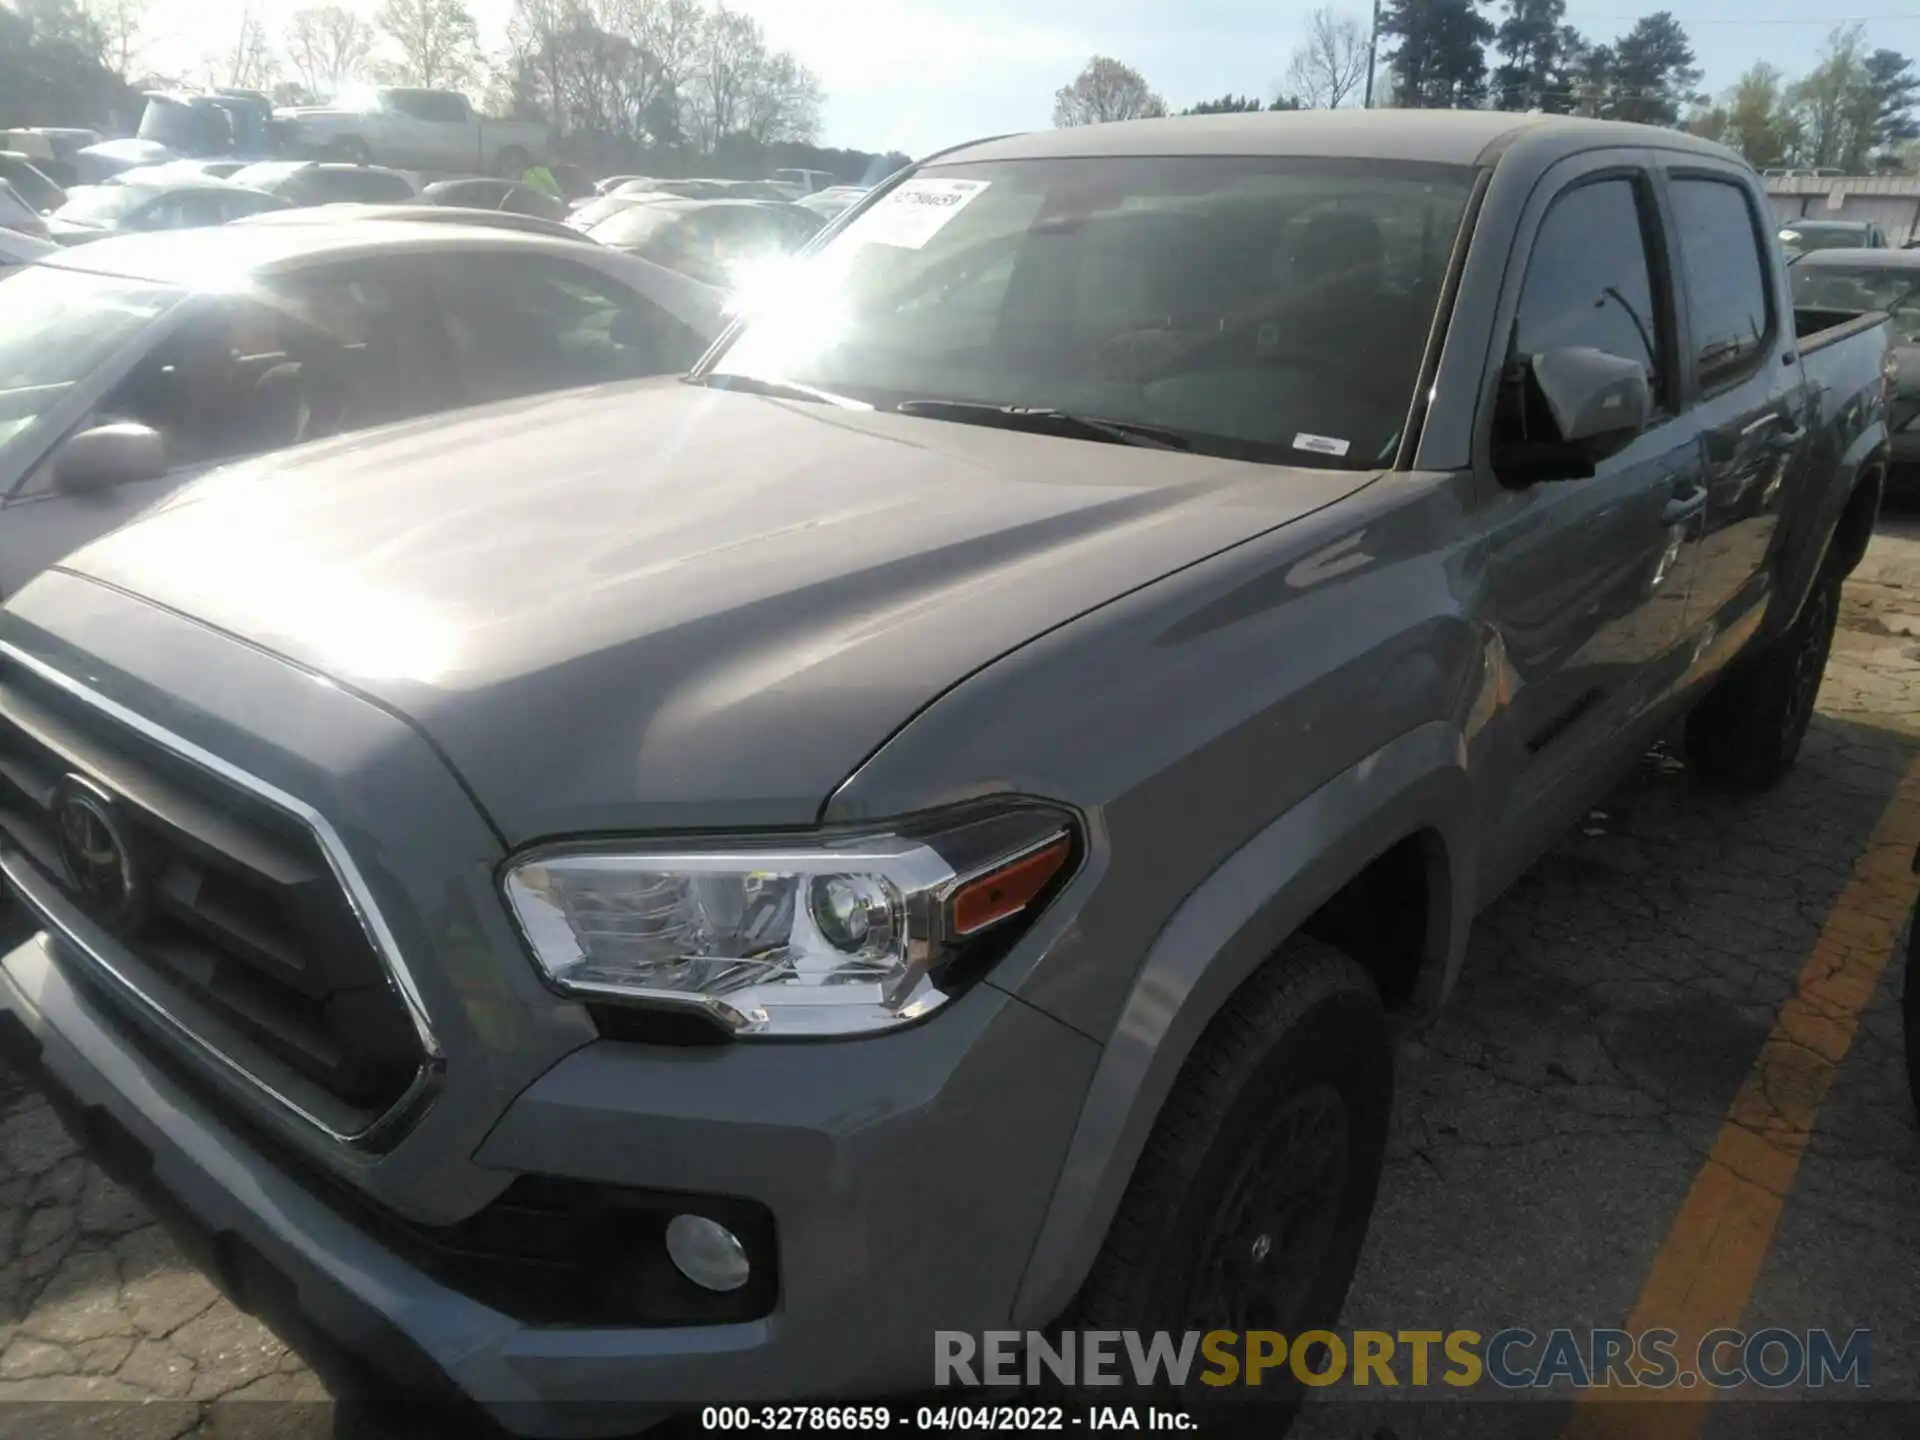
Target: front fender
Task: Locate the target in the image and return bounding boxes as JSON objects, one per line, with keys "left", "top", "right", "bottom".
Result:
{"left": 1008, "top": 719, "right": 1475, "bottom": 1328}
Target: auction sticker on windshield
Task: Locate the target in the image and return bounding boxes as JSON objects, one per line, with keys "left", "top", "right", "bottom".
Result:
{"left": 846, "top": 179, "right": 991, "bottom": 249}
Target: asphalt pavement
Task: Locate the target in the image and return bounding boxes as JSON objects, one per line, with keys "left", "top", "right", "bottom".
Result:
{"left": 3, "top": 520, "right": 1920, "bottom": 1438}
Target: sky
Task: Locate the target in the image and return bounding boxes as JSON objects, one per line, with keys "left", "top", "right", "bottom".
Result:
{"left": 137, "top": 0, "right": 1920, "bottom": 158}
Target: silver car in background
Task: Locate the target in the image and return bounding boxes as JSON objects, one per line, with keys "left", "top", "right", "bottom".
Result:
{"left": 0, "top": 221, "right": 727, "bottom": 597}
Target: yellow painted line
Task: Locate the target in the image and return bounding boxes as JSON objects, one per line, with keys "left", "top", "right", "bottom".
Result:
{"left": 1563, "top": 753, "right": 1920, "bottom": 1439}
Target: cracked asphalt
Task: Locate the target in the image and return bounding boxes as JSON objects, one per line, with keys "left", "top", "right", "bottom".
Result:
{"left": 4, "top": 522, "right": 1920, "bottom": 1437}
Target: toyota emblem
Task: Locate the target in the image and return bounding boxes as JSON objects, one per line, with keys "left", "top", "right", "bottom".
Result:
{"left": 50, "top": 775, "right": 146, "bottom": 933}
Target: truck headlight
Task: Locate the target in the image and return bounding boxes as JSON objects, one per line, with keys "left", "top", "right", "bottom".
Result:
{"left": 502, "top": 804, "right": 1076, "bottom": 1037}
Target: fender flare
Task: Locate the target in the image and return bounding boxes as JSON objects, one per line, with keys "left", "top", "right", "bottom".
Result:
{"left": 1766, "top": 424, "right": 1887, "bottom": 645}
{"left": 1008, "top": 719, "right": 1476, "bottom": 1328}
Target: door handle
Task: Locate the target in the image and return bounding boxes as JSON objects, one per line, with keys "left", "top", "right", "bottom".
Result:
{"left": 1661, "top": 485, "right": 1707, "bottom": 526}
{"left": 1768, "top": 423, "right": 1808, "bottom": 449}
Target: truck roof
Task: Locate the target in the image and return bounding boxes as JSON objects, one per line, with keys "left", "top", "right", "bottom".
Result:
{"left": 940, "top": 109, "right": 1744, "bottom": 170}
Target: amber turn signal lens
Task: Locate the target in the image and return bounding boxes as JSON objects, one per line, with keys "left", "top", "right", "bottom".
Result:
{"left": 949, "top": 835, "right": 1071, "bottom": 937}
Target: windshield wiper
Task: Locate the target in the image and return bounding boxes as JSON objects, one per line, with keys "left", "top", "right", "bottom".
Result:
{"left": 685, "top": 372, "right": 866, "bottom": 408}
{"left": 893, "top": 399, "right": 1192, "bottom": 451}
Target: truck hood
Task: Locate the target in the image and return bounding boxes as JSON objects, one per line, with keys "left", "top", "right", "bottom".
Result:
{"left": 57, "top": 381, "right": 1375, "bottom": 843}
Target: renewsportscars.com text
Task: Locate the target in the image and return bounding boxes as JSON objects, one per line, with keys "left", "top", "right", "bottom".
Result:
{"left": 935, "top": 1327, "right": 1872, "bottom": 1391}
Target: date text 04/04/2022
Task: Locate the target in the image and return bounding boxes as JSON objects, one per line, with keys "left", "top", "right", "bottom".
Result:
{"left": 699, "top": 1406, "right": 1199, "bottom": 1431}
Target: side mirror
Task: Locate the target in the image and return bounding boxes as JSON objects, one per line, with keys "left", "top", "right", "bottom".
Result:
{"left": 52, "top": 422, "right": 167, "bottom": 494}
{"left": 1494, "top": 347, "right": 1652, "bottom": 485}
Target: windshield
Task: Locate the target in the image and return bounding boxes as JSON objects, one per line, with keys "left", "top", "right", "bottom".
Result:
{"left": 0, "top": 265, "right": 179, "bottom": 454}
{"left": 705, "top": 156, "right": 1476, "bottom": 468}
{"left": 1793, "top": 263, "right": 1920, "bottom": 341}
{"left": 53, "top": 184, "right": 157, "bottom": 224}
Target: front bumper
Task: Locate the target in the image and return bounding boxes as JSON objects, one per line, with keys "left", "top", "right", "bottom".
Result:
{"left": 0, "top": 927, "right": 1098, "bottom": 1435}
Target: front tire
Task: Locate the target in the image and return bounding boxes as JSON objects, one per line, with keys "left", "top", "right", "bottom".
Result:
{"left": 1068, "top": 935, "right": 1392, "bottom": 1430}
{"left": 1684, "top": 569, "right": 1842, "bottom": 790}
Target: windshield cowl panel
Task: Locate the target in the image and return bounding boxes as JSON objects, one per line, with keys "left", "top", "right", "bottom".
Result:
{"left": 701, "top": 154, "right": 1476, "bottom": 470}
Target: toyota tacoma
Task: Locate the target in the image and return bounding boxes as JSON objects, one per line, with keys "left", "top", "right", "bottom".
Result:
{"left": 0, "top": 111, "right": 1893, "bottom": 1432}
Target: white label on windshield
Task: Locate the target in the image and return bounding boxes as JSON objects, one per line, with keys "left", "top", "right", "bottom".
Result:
{"left": 847, "top": 178, "right": 990, "bottom": 249}
{"left": 1293, "top": 433, "right": 1351, "bottom": 457}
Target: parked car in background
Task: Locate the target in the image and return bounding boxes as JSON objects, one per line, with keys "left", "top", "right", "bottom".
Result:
{"left": 135, "top": 90, "right": 277, "bottom": 165}
{"left": 0, "top": 129, "right": 94, "bottom": 186}
{"left": 796, "top": 184, "right": 868, "bottom": 221}
{"left": 584, "top": 196, "right": 824, "bottom": 286}
{"left": 238, "top": 202, "right": 597, "bottom": 244}
{"left": 46, "top": 181, "right": 290, "bottom": 245}
{"left": 112, "top": 159, "right": 251, "bottom": 184}
{"left": 1793, "top": 247, "right": 1920, "bottom": 489}
{"left": 0, "top": 180, "right": 50, "bottom": 240}
{"left": 613, "top": 177, "right": 794, "bottom": 202}
{"left": 0, "top": 220, "right": 727, "bottom": 597}
{"left": 228, "top": 161, "right": 418, "bottom": 206}
{"left": 1780, "top": 219, "right": 1890, "bottom": 259}
{"left": 0, "top": 153, "right": 64, "bottom": 214}
{"left": 420, "top": 176, "right": 568, "bottom": 220}
{"left": 771, "top": 167, "right": 837, "bottom": 196}
{"left": 0, "top": 219, "right": 54, "bottom": 268}
{"left": 71, "top": 138, "right": 173, "bottom": 184}
{"left": 565, "top": 191, "right": 662, "bottom": 230}
{"left": 274, "top": 86, "right": 552, "bottom": 177}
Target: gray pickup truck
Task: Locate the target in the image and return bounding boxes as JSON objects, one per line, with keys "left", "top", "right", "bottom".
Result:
{"left": 0, "top": 112, "right": 1892, "bottom": 1431}
{"left": 274, "top": 86, "right": 552, "bottom": 176}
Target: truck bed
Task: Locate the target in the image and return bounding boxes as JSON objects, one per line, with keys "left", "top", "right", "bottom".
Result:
{"left": 1796, "top": 305, "right": 1891, "bottom": 356}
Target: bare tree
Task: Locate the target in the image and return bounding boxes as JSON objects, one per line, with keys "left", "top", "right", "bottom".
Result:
{"left": 228, "top": 6, "right": 276, "bottom": 89}
{"left": 287, "top": 4, "right": 375, "bottom": 96}
{"left": 1052, "top": 56, "right": 1167, "bottom": 126}
{"left": 687, "top": 3, "right": 760, "bottom": 149}
{"left": 1286, "top": 7, "right": 1370, "bottom": 109}
{"left": 83, "top": 0, "right": 144, "bottom": 80}
{"left": 740, "top": 50, "right": 821, "bottom": 144}
{"left": 376, "top": 0, "right": 481, "bottom": 88}
{"left": 498, "top": 0, "right": 819, "bottom": 153}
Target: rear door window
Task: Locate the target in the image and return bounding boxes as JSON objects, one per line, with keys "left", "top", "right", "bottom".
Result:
{"left": 1668, "top": 177, "right": 1773, "bottom": 391}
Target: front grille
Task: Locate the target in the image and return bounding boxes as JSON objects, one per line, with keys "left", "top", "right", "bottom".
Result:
{"left": 0, "top": 663, "right": 426, "bottom": 1121}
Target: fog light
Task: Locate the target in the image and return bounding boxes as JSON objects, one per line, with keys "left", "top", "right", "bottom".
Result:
{"left": 665, "top": 1213, "right": 751, "bottom": 1292}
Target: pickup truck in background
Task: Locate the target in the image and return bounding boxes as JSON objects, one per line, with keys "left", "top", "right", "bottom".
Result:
{"left": 274, "top": 86, "right": 553, "bottom": 176}
{"left": 0, "top": 112, "right": 1890, "bottom": 1433}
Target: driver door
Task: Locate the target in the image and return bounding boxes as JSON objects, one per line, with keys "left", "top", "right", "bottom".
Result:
{"left": 1475, "top": 158, "right": 1710, "bottom": 894}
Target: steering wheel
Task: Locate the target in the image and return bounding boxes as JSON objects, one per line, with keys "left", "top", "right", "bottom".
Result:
{"left": 1091, "top": 319, "right": 1408, "bottom": 412}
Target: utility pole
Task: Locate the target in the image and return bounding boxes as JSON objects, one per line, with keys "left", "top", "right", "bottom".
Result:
{"left": 1363, "top": 0, "right": 1381, "bottom": 108}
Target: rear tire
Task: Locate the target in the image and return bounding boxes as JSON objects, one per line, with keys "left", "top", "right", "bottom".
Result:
{"left": 1066, "top": 935, "right": 1392, "bottom": 1432}
{"left": 1683, "top": 569, "right": 1842, "bottom": 790}
{"left": 328, "top": 136, "right": 374, "bottom": 165}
